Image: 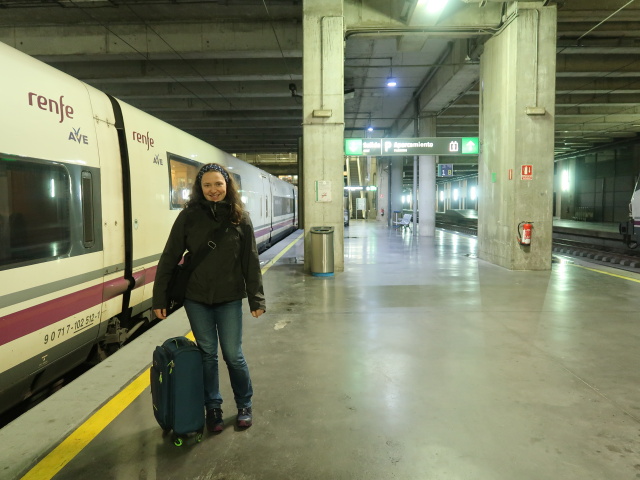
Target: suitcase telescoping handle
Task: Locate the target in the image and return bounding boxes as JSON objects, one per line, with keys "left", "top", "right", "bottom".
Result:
{"left": 165, "top": 336, "right": 196, "bottom": 350}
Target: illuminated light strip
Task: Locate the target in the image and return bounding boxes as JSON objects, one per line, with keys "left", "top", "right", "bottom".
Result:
{"left": 570, "top": 264, "right": 640, "bottom": 283}
{"left": 20, "top": 232, "right": 304, "bottom": 479}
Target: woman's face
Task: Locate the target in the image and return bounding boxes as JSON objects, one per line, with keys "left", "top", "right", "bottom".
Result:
{"left": 201, "top": 171, "right": 227, "bottom": 202}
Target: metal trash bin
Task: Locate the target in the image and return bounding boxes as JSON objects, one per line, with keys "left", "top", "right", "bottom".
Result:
{"left": 310, "top": 226, "right": 334, "bottom": 276}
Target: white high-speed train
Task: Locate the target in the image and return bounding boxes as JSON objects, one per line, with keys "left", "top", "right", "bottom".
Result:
{"left": 0, "top": 42, "right": 298, "bottom": 415}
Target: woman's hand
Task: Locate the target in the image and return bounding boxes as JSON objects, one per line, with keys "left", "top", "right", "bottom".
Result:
{"left": 251, "top": 309, "right": 265, "bottom": 318}
{"left": 154, "top": 308, "right": 167, "bottom": 320}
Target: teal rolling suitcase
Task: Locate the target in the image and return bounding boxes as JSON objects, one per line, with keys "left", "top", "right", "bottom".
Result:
{"left": 150, "top": 336, "right": 205, "bottom": 446}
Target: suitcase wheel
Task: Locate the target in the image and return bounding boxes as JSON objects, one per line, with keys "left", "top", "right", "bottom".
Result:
{"left": 196, "top": 432, "right": 203, "bottom": 443}
{"left": 173, "top": 436, "right": 184, "bottom": 447}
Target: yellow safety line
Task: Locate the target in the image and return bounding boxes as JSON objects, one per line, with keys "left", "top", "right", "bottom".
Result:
{"left": 261, "top": 230, "right": 304, "bottom": 275}
{"left": 20, "top": 229, "right": 303, "bottom": 479}
{"left": 23, "top": 231, "right": 305, "bottom": 478}
{"left": 570, "top": 263, "right": 640, "bottom": 283}
{"left": 20, "top": 370, "right": 151, "bottom": 480}
{"left": 20, "top": 330, "right": 196, "bottom": 480}
{"left": 22, "top": 232, "right": 304, "bottom": 480}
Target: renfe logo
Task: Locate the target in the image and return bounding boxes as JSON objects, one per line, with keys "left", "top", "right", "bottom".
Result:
{"left": 133, "top": 131, "right": 154, "bottom": 150}
{"left": 28, "top": 92, "right": 74, "bottom": 123}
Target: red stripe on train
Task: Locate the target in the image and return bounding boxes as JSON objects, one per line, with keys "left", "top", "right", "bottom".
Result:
{"left": 254, "top": 218, "right": 294, "bottom": 237}
{"left": 0, "top": 276, "right": 131, "bottom": 347}
{"left": 0, "top": 220, "right": 296, "bottom": 347}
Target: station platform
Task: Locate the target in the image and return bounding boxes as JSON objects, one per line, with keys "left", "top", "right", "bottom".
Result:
{"left": 3, "top": 221, "right": 640, "bottom": 479}
{"left": 437, "top": 209, "right": 626, "bottom": 241}
{"left": 552, "top": 218, "right": 621, "bottom": 238}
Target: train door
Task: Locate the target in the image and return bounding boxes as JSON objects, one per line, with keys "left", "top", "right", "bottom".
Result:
{"left": 106, "top": 100, "right": 184, "bottom": 335}
{"left": 90, "top": 92, "right": 127, "bottom": 341}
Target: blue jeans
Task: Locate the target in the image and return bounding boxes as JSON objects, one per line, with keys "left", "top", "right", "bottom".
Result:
{"left": 184, "top": 298, "right": 253, "bottom": 410}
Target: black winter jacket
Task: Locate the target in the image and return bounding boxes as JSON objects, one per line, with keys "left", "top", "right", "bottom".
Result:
{"left": 152, "top": 200, "right": 266, "bottom": 312}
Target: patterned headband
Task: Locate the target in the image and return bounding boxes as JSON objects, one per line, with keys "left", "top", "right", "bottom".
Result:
{"left": 197, "top": 163, "right": 230, "bottom": 184}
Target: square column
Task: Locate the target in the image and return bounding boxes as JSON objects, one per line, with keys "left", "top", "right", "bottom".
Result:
{"left": 478, "top": 3, "right": 557, "bottom": 270}
{"left": 302, "top": 0, "right": 344, "bottom": 272}
{"left": 418, "top": 115, "right": 437, "bottom": 237}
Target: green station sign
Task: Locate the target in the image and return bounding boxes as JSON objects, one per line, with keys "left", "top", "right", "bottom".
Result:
{"left": 344, "top": 137, "right": 479, "bottom": 156}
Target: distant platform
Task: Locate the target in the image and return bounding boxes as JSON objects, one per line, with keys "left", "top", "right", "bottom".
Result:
{"left": 441, "top": 209, "right": 478, "bottom": 220}
{"left": 434, "top": 211, "right": 625, "bottom": 242}
{"left": 552, "top": 218, "right": 619, "bottom": 233}
{"left": 552, "top": 218, "right": 621, "bottom": 240}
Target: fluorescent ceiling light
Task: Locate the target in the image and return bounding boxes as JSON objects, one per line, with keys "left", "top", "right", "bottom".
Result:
{"left": 425, "top": 0, "right": 449, "bottom": 14}
{"left": 386, "top": 77, "right": 397, "bottom": 87}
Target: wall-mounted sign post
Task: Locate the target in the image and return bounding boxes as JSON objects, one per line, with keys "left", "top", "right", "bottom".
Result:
{"left": 438, "top": 164, "right": 454, "bottom": 177}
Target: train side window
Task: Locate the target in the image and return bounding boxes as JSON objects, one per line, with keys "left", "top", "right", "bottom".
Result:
{"left": 273, "top": 195, "right": 294, "bottom": 216}
{"left": 230, "top": 172, "right": 242, "bottom": 191}
{"left": 81, "top": 171, "right": 94, "bottom": 247}
{"left": 230, "top": 172, "right": 248, "bottom": 207}
{"left": 168, "top": 155, "right": 199, "bottom": 209}
{"left": 0, "top": 157, "right": 71, "bottom": 268}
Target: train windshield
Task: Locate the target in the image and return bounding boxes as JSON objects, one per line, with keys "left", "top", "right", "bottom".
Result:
{"left": 0, "top": 156, "right": 71, "bottom": 269}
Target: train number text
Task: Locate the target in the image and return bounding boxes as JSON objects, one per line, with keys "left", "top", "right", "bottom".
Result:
{"left": 43, "top": 310, "right": 101, "bottom": 345}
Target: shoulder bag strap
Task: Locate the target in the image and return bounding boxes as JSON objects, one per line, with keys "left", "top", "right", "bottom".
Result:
{"left": 181, "top": 219, "right": 231, "bottom": 275}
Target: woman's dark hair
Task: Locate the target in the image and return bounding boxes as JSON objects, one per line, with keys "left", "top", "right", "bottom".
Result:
{"left": 185, "top": 163, "right": 244, "bottom": 224}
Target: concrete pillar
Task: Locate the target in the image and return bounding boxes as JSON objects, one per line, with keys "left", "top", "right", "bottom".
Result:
{"left": 412, "top": 156, "right": 418, "bottom": 236}
{"left": 478, "top": 3, "right": 557, "bottom": 270}
{"left": 377, "top": 159, "right": 390, "bottom": 225}
{"left": 419, "top": 156, "right": 436, "bottom": 236}
{"left": 418, "top": 115, "right": 437, "bottom": 236}
{"left": 302, "top": 0, "right": 344, "bottom": 272}
{"left": 390, "top": 158, "right": 403, "bottom": 225}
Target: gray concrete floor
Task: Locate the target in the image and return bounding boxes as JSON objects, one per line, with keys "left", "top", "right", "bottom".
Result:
{"left": 16, "top": 221, "right": 640, "bottom": 479}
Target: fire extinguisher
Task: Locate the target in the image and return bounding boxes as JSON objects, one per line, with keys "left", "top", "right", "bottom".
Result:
{"left": 517, "top": 221, "right": 533, "bottom": 245}
{"left": 381, "top": 208, "right": 385, "bottom": 217}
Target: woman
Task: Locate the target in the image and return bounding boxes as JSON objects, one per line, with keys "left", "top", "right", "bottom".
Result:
{"left": 153, "top": 163, "right": 265, "bottom": 432}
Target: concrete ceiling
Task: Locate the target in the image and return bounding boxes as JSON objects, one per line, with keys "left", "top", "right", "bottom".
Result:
{"left": 1, "top": 0, "right": 640, "bottom": 176}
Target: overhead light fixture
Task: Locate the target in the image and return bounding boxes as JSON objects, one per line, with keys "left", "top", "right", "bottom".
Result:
{"left": 386, "top": 58, "right": 397, "bottom": 87}
{"left": 425, "top": 0, "right": 449, "bottom": 14}
{"left": 367, "top": 125, "right": 374, "bottom": 132}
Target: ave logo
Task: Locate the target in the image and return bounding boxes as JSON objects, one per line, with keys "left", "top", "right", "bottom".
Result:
{"left": 68, "top": 127, "right": 89, "bottom": 145}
